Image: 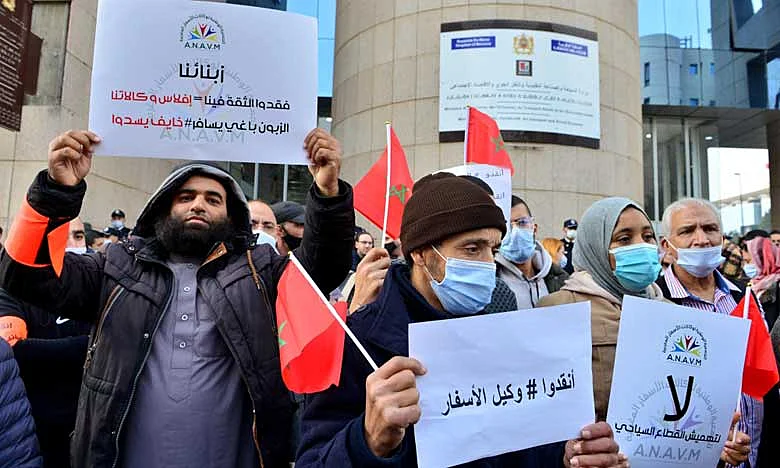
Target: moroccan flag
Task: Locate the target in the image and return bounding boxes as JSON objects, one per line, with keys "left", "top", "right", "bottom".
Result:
{"left": 466, "top": 107, "right": 515, "bottom": 175}
{"left": 730, "top": 293, "right": 779, "bottom": 399}
{"left": 276, "top": 257, "right": 347, "bottom": 393}
{"left": 353, "top": 127, "right": 413, "bottom": 239}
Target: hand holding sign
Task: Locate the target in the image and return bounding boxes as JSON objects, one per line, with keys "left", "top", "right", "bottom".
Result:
{"left": 364, "top": 356, "right": 427, "bottom": 457}
{"left": 720, "top": 412, "right": 750, "bottom": 466}
{"left": 564, "top": 422, "right": 627, "bottom": 468}
{"left": 48, "top": 130, "right": 101, "bottom": 186}
{"left": 304, "top": 128, "right": 342, "bottom": 197}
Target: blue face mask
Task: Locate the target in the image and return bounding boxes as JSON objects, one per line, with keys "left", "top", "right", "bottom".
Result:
{"left": 499, "top": 227, "right": 536, "bottom": 263}
{"left": 559, "top": 255, "right": 568, "bottom": 270}
{"left": 609, "top": 243, "right": 662, "bottom": 292}
{"left": 426, "top": 246, "right": 496, "bottom": 315}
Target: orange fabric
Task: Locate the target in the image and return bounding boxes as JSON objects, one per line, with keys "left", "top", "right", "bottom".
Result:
{"left": 47, "top": 221, "right": 70, "bottom": 276}
{"left": 0, "top": 316, "right": 28, "bottom": 347}
{"left": 4, "top": 198, "right": 50, "bottom": 267}
{"left": 4, "top": 198, "right": 69, "bottom": 276}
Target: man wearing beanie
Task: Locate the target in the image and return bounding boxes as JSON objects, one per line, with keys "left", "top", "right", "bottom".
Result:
{"left": 297, "top": 173, "right": 625, "bottom": 468}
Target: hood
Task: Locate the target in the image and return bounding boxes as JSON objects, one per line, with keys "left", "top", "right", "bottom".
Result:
{"left": 133, "top": 163, "right": 251, "bottom": 245}
{"left": 561, "top": 271, "right": 665, "bottom": 306}
{"left": 496, "top": 241, "right": 552, "bottom": 281}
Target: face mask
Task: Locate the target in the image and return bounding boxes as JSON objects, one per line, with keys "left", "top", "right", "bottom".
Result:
{"left": 426, "top": 246, "right": 496, "bottom": 315}
{"left": 743, "top": 263, "right": 759, "bottom": 279}
{"left": 111, "top": 220, "right": 124, "bottom": 230}
{"left": 566, "top": 229, "right": 577, "bottom": 240}
{"left": 65, "top": 246, "right": 87, "bottom": 255}
{"left": 669, "top": 243, "right": 724, "bottom": 278}
{"left": 283, "top": 233, "right": 302, "bottom": 251}
{"left": 499, "top": 227, "right": 536, "bottom": 263}
{"left": 253, "top": 230, "right": 279, "bottom": 253}
{"left": 559, "top": 255, "right": 568, "bottom": 270}
{"left": 610, "top": 243, "right": 662, "bottom": 292}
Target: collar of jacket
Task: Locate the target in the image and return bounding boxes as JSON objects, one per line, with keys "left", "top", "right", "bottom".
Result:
{"left": 350, "top": 262, "right": 452, "bottom": 357}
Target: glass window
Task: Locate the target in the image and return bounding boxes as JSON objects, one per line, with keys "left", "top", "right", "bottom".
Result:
{"left": 689, "top": 63, "right": 698, "bottom": 75}
{"left": 644, "top": 62, "right": 650, "bottom": 86}
{"left": 689, "top": 98, "right": 699, "bottom": 106}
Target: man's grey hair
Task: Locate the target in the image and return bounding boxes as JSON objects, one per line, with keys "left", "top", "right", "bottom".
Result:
{"left": 660, "top": 198, "right": 722, "bottom": 237}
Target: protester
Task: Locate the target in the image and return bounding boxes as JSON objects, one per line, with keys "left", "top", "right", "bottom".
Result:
{"left": 346, "top": 247, "right": 390, "bottom": 314}
{"left": 0, "top": 337, "right": 43, "bottom": 468}
{"left": 560, "top": 218, "right": 577, "bottom": 274}
{"left": 772, "top": 229, "right": 780, "bottom": 248}
{"left": 0, "top": 225, "right": 4, "bottom": 248}
{"left": 0, "top": 219, "right": 92, "bottom": 467}
{"left": 272, "top": 200, "right": 306, "bottom": 255}
{"left": 297, "top": 173, "right": 626, "bottom": 468}
{"left": 496, "top": 196, "right": 568, "bottom": 308}
{"left": 248, "top": 199, "right": 278, "bottom": 249}
{"left": 658, "top": 198, "right": 760, "bottom": 467}
{"left": 721, "top": 235, "right": 747, "bottom": 285}
{"left": 353, "top": 231, "right": 374, "bottom": 270}
{"left": 538, "top": 198, "right": 666, "bottom": 420}
{"left": 745, "top": 237, "right": 780, "bottom": 330}
{"left": 541, "top": 237, "right": 566, "bottom": 269}
{"left": 0, "top": 128, "right": 354, "bottom": 468}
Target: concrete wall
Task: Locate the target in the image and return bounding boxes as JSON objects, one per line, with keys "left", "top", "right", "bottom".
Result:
{"left": 0, "top": 0, "right": 179, "bottom": 234}
{"left": 332, "top": 0, "right": 643, "bottom": 238}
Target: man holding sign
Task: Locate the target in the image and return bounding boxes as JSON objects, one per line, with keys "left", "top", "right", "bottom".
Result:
{"left": 297, "top": 173, "right": 625, "bottom": 467}
{"left": 0, "top": 127, "right": 355, "bottom": 468}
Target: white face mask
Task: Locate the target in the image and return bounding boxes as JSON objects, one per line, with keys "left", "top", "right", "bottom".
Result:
{"left": 65, "top": 246, "right": 87, "bottom": 255}
{"left": 566, "top": 229, "right": 577, "bottom": 240}
{"left": 669, "top": 242, "right": 724, "bottom": 278}
{"left": 253, "top": 230, "right": 279, "bottom": 253}
{"left": 743, "top": 263, "right": 759, "bottom": 279}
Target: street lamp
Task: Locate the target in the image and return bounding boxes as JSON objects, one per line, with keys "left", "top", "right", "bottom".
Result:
{"left": 734, "top": 172, "right": 744, "bottom": 234}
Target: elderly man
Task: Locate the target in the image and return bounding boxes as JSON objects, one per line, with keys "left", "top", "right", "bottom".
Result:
{"left": 297, "top": 173, "right": 625, "bottom": 468}
{"left": 658, "top": 198, "right": 761, "bottom": 468}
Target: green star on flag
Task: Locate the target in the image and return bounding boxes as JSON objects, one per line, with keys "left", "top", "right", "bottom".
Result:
{"left": 492, "top": 135, "right": 505, "bottom": 153}
{"left": 278, "top": 321, "right": 287, "bottom": 347}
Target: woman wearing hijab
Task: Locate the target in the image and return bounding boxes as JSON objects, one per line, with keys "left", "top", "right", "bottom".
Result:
{"left": 537, "top": 197, "right": 665, "bottom": 422}
{"left": 539, "top": 197, "right": 752, "bottom": 467}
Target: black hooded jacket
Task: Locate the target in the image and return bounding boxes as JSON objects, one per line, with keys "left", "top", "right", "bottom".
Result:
{"left": 0, "top": 165, "right": 355, "bottom": 468}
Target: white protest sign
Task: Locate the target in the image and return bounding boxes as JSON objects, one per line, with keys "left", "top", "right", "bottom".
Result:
{"left": 409, "top": 303, "right": 594, "bottom": 467}
{"left": 89, "top": 0, "right": 317, "bottom": 164}
{"left": 439, "top": 164, "right": 512, "bottom": 226}
{"left": 607, "top": 296, "right": 750, "bottom": 468}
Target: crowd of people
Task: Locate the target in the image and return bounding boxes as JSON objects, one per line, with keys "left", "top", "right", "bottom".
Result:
{"left": 0, "top": 128, "right": 778, "bottom": 468}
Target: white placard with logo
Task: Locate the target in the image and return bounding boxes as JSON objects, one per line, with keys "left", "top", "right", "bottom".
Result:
{"left": 89, "top": 0, "right": 316, "bottom": 164}
{"left": 410, "top": 303, "right": 594, "bottom": 467}
{"left": 438, "top": 164, "right": 511, "bottom": 227}
{"left": 440, "top": 21, "right": 599, "bottom": 147}
{"left": 607, "top": 296, "right": 750, "bottom": 468}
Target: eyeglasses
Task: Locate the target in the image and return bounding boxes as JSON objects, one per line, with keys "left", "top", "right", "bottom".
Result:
{"left": 510, "top": 216, "right": 535, "bottom": 230}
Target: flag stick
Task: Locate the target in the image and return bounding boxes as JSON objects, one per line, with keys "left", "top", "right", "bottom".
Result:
{"left": 289, "top": 252, "right": 379, "bottom": 371}
{"left": 381, "top": 122, "right": 392, "bottom": 243}
{"left": 463, "top": 106, "right": 470, "bottom": 166}
{"left": 733, "top": 286, "right": 752, "bottom": 443}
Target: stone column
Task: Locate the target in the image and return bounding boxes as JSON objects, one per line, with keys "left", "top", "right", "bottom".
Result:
{"left": 332, "top": 0, "right": 641, "bottom": 237}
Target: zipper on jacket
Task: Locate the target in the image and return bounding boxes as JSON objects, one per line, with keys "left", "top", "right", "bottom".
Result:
{"left": 84, "top": 285, "right": 125, "bottom": 370}
{"left": 110, "top": 259, "right": 173, "bottom": 468}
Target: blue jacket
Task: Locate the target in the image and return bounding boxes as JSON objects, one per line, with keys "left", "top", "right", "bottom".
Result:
{"left": 0, "top": 339, "right": 42, "bottom": 468}
{"left": 296, "top": 263, "right": 566, "bottom": 467}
